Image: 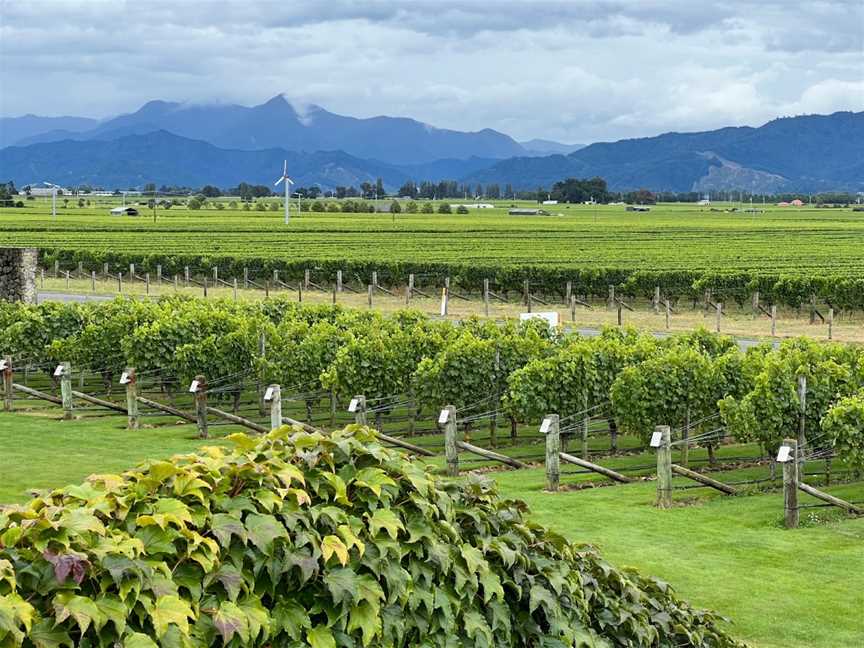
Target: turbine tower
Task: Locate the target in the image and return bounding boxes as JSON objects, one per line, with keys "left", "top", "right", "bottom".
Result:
{"left": 44, "top": 182, "right": 60, "bottom": 217}
{"left": 274, "top": 161, "right": 295, "bottom": 224}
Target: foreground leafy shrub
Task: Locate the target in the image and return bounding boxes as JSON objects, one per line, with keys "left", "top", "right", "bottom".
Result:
{"left": 0, "top": 428, "right": 741, "bottom": 647}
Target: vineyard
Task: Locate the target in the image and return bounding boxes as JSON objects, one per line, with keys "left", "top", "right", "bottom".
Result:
{"left": 1, "top": 296, "right": 863, "bottom": 646}
{"left": 1, "top": 296, "right": 863, "bottom": 481}
{"left": 5, "top": 200, "right": 864, "bottom": 308}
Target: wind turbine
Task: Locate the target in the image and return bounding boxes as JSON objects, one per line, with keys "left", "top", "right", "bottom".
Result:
{"left": 274, "top": 160, "right": 294, "bottom": 224}
{"left": 44, "top": 182, "right": 60, "bottom": 217}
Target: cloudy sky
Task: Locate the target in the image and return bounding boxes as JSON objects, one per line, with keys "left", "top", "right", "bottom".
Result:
{"left": 1, "top": 0, "right": 861, "bottom": 143}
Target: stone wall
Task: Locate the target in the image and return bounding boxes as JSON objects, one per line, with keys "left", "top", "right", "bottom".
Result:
{"left": 0, "top": 248, "right": 38, "bottom": 303}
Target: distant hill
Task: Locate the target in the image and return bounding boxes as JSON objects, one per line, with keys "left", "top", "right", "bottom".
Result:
{"left": 466, "top": 112, "right": 864, "bottom": 193}
{"left": 0, "top": 114, "right": 100, "bottom": 147}
{"left": 519, "top": 139, "right": 585, "bottom": 156}
{"left": 0, "top": 131, "right": 414, "bottom": 190}
{"left": 4, "top": 95, "right": 526, "bottom": 165}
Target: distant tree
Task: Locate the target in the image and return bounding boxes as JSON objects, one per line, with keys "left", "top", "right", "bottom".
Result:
{"left": 421, "top": 202, "right": 434, "bottom": 214}
{"left": 311, "top": 201, "right": 325, "bottom": 212}
{"left": 398, "top": 181, "right": 417, "bottom": 198}
{"left": 457, "top": 205, "right": 469, "bottom": 214}
{"left": 550, "top": 177, "right": 610, "bottom": 204}
{"left": 405, "top": 201, "right": 418, "bottom": 213}
{"left": 269, "top": 201, "right": 279, "bottom": 211}
{"left": 201, "top": 185, "right": 221, "bottom": 198}
{"left": 0, "top": 181, "right": 15, "bottom": 207}
{"left": 327, "top": 202, "right": 340, "bottom": 212}
{"left": 255, "top": 201, "right": 266, "bottom": 211}
{"left": 390, "top": 200, "right": 402, "bottom": 214}
{"left": 437, "top": 203, "right": 452, "bottom": 214}
{"left": 143, "top": 183, "right": 156, "bottom": 193}
{"left": 187, "top": 197, "right": 203, "bottom": 210}
{"left": 375, "top": 177, "right": 385, "bottom": 198}
{"left": 228, "top": 201, "right": 238, "bottom": 209}
{"left": 624, "top": 188, "right": 656, "bottom": 205}
{"left": 360, "top": 182, "right": 373, "bottom": 199}
{"left": 486, "top": 183, "right": 501, "bottom": 199}
{"left": 78, "top": 198, "right": 85, "bottom": 208}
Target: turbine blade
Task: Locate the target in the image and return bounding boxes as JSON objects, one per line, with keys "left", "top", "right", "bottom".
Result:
{"left": 283, "top": 160, "right": 287, "bottom": 175}
{"left": 274, "top": 177, "right": 284, "bottom": 186}
{"left": 287, "top": 177, "right": 295, "bottom": 184}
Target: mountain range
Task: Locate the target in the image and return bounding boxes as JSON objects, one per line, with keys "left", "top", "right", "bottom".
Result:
{"left": 0, "top": 96, "right": 860, "bottom": 193}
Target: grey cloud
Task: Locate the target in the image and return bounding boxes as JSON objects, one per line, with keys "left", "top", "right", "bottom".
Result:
{"left": 0, "top": 0, "right": 861, "bottom": 143}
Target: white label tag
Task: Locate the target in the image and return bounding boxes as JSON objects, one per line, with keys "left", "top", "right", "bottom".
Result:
{"left": 53, "top": 365, "right": 64, "bottom": 377}
{"left": 119, "top": 372, "right": 130, "bottom": 385}
{"left": 539, "top": 418, "right": 552, "bottom": 434}
{"left": 438, "top": 409, "right": 450, "bottom": 424}
{"left": 264, "top": 387, "right": 275, "bottom": 402}
{"left": 650, "top": 431, "right": 663, "bottom": 448}
{"left": 348, "top": 398, "right": 359, "bottom": 413}
{"left": 776, "top": 445, "right": 791, "bottom": 463}
{"left": 188, "top": 380, "right": 199, "bottom": 393}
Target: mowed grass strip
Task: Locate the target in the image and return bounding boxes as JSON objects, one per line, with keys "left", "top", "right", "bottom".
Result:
{"left": 493, "top": 468, "right": 864, "bottom": 648}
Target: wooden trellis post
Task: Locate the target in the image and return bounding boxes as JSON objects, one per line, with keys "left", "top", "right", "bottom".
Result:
{"left": 483, "top": 279, "right": 490, "bottom": 317}
{"left": 184, "top": 266, "right": 190, "bottom": 287}
{"left": 653, "top": 286, "right": 660, "bottom": 314}
{"left": 655, "top": 425, "right": 672, "bottom": 509}
{"left": 665, "top": 299, "right": 671, "bottom": 330}
{"left": 406, "top": 273, "right": 414, "bottom": 304}
{"left": 193, "top": 375, "right": 208, "bottom": 439}
{"left": 797, "top": 375, "right": 807, "bottom": 465}
{"left": 2, "top": 356, "right": 12, "bottom": 412}
{"left": 543, "top": 415, "right": 560, "bottom": 492}
{"left": 828, "top": 308, "right": 834, "bottom": 340}
{"left": 607, "top": 285, "right": 615, "bottom": 310}
{"left": 266, "top": 384, "right": 282, "bottom": 430}
{"left": 90, "top": 271, "right": 96, "bottom": 292}
{"left": 367, "top": 284, "right": 373, "bottom": 308}
{"left": 337, "top": 270, "right": 343, "bottom": 293}
{"left": 122, "top": 368, "right": 139, "bottom": 430}
{"left": 781, "top": 438, "right": 799, "bottom": 529}
{"left": 442, "top": 405, "right": 458, "bottom": 477}
{"left": 715, "top": 302, "right": 722, "bottom": 333}
{"left": 770, "top": 305, "right": 777, "bottom": 337}
{"left": 58, "top": 362, "right": 73, "bottom": 420}
{"left": 351, "top": 394, "right": 367, "bottom": 426}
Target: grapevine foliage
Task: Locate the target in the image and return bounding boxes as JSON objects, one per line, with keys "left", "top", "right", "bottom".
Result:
{"left": 0, "top": 426, "right": 742, "bottom": 647}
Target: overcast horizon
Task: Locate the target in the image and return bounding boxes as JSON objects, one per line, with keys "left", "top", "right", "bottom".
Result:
{"left": 1, "top": 0, "right": 862, "bottom": 144}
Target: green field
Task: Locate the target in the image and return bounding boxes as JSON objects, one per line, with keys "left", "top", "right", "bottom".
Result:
{"left": 2, "top": 199, "right": 864, "bottom": 286}
{"left": 1, "top": 409, "right": 862, "bottom": 648}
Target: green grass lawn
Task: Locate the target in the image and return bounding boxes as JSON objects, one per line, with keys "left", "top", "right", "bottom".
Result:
{"left": 492, "top": 468, "right": 864, "bottom": 648}
{"left": 0, "top": 411, "right": 236, "bottom": 503}
{"left": 1, "top": 409, "right": 862, "bottom": 647}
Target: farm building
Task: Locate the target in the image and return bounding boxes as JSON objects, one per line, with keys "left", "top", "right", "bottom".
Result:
{"left": 110, "top": 206, "right": 139, "bottom": 216}
{"left": 452, "top": 203, "right": 494, "bottom": 209}
{"left": 790, "top": 199, "right": 804, "bottom": 206}
{"left": 626, "top": 205, "right": 651, "bottom": 212}
{"left": 508, "top": 208, "right": 550, "bottom": 215}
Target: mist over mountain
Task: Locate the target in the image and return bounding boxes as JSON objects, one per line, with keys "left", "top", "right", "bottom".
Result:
{"left": 2, "top": 95, "right": 527, "bottom": 165}
{"left": 0, "top": 103, "right": 860, "bottom": 193}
